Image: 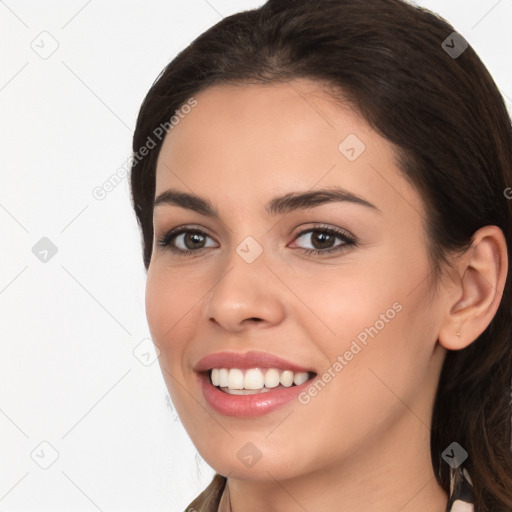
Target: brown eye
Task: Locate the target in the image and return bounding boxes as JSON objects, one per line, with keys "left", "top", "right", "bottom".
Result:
{"left": 157, "top": 228, "right": 217, "bottom": 255}
{"left": 292, "top": 225, "right": 356, "bottom": 256}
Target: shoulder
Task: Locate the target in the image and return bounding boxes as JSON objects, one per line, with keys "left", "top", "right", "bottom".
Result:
{"left": 183, "top": 473, "right": 227, "bottom": 512}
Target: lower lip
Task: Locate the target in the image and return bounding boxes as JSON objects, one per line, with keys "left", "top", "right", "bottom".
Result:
{"left": 198, "top": 372, "right": 315, "bottom": 417}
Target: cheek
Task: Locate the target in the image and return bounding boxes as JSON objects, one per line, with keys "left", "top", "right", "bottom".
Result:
{"left": 315, "top": 271, "right": 436, "bottom": 420}
{"left": 145, "top": 266, "right": 196, "bottom": 411}
{"left": 145, "top": 267, "right": 167, "bottom": 345}
{"left": 296, "top": 243, "right": 434, "bottom": 377}
{"left": 144, "top": 266, "right": 191, "bottom": 356}
{"left": 290, "top": 266, "right": 406, "bottom": 351}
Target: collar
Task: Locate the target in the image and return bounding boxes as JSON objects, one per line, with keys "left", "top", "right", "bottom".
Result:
{"left": 446, "top": 466, "right": 475, "bottom": 512}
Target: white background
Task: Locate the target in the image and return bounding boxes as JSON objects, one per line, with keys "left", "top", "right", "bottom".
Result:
{"left": 0, "top": 1, "right": 511, "bottom": 511}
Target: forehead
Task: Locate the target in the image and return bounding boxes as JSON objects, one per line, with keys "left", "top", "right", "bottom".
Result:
{"left": 157, "top": 79, "right": 363, "bottom": 177}
{"left": 154, "top": 79, "right": 424, "bottom": 220}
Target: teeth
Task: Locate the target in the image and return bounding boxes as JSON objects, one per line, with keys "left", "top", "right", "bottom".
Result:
{"left": 244, "top": 368, "right": 265, "bottom": 390}
{"left": 228, "top": 369, "right": 244, "bottom": 389}
{"left": 280, "top": 370, "right": 294, "bottom": 387}
{"left": 293, "top": 372, "right": 309, "bottom": 385}
{"left": 264, "top": 368, "right": 280, "bottom": 388}
{"left": 209, "top": 368, "right": 312, "bottom": 391}
{"left": 218, "top": 368, "right": 229, "bottom": 387}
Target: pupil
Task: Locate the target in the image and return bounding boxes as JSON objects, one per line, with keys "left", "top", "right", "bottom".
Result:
{"left": 186, "top": 233, "right": 204, "bottom": 249}
{"left": 313, "top": 232, "right": 332, "bottom": 249}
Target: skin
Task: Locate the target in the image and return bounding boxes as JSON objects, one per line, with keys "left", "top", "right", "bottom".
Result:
{"left": 145, "top": 78, "right": 508, "bottom": 512}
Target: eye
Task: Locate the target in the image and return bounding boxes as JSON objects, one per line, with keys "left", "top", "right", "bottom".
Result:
{"left": 290, "top": 224, "right": 357, "bottom": 256}
{"left": 156, "top": 223, "right": 357, "bottom": 257}
{"left": 156, "top": 226, "right": 217, "bottom": 256}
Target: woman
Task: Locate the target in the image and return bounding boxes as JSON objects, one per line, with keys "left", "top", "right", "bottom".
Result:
{"left": 129, "top": 0, "right": 512, "bottom": 510}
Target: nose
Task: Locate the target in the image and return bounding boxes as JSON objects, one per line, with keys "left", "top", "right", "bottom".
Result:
{"left": 201, "top": 248, "right": 286, "bottom": 332}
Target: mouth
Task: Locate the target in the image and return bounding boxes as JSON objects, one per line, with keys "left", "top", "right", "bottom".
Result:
{"left": 205, "top": 367, "right": 317, "bottom": 395}
{"left": 194, "top": 350, "right": 318, "bottom": 416}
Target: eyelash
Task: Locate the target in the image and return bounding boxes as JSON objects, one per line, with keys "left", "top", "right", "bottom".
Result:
{"left": 156, "top": 224, "right": 357, "bottom": 257}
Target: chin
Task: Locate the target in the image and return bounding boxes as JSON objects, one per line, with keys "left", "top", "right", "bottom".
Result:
{"left": 203, "top": 451, "right": 305, "bottom": 482}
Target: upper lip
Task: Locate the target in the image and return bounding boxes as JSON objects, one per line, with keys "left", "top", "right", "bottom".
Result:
{"left": 194, "top": 350, "right": 315, "bottom": 373}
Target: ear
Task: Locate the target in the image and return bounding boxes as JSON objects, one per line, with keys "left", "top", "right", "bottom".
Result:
{"left": 438, "top": 225, "right": 508, "bottom": 351}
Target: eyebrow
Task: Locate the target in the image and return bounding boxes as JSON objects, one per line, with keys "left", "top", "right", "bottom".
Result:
{"left": 153, "top": 186, "right": 381, "bottom": 217}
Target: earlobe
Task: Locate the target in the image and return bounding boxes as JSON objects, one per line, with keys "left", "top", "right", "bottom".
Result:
{"left": 438, "top": 225, "right": 508, "bottom": 351}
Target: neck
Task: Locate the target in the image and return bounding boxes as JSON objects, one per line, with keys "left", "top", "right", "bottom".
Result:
{"left": 225, "top": 412, "right": 448, "bottom": 512}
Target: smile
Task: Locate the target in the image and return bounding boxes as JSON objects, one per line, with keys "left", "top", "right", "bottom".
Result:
{"left": 194, "top": 350, "right": 318, "bottom": 416}
{"left": 209, "top": 367, "right": 314, "bottom": 394}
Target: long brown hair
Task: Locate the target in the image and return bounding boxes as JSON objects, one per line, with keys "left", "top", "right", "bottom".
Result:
{"left": 129, "top": 1, "right": 512, "bottom": 510}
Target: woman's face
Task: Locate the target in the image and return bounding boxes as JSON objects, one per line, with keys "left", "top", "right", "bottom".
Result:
{"left": 146, "top": 79, "right": 448, "bottom": 480}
